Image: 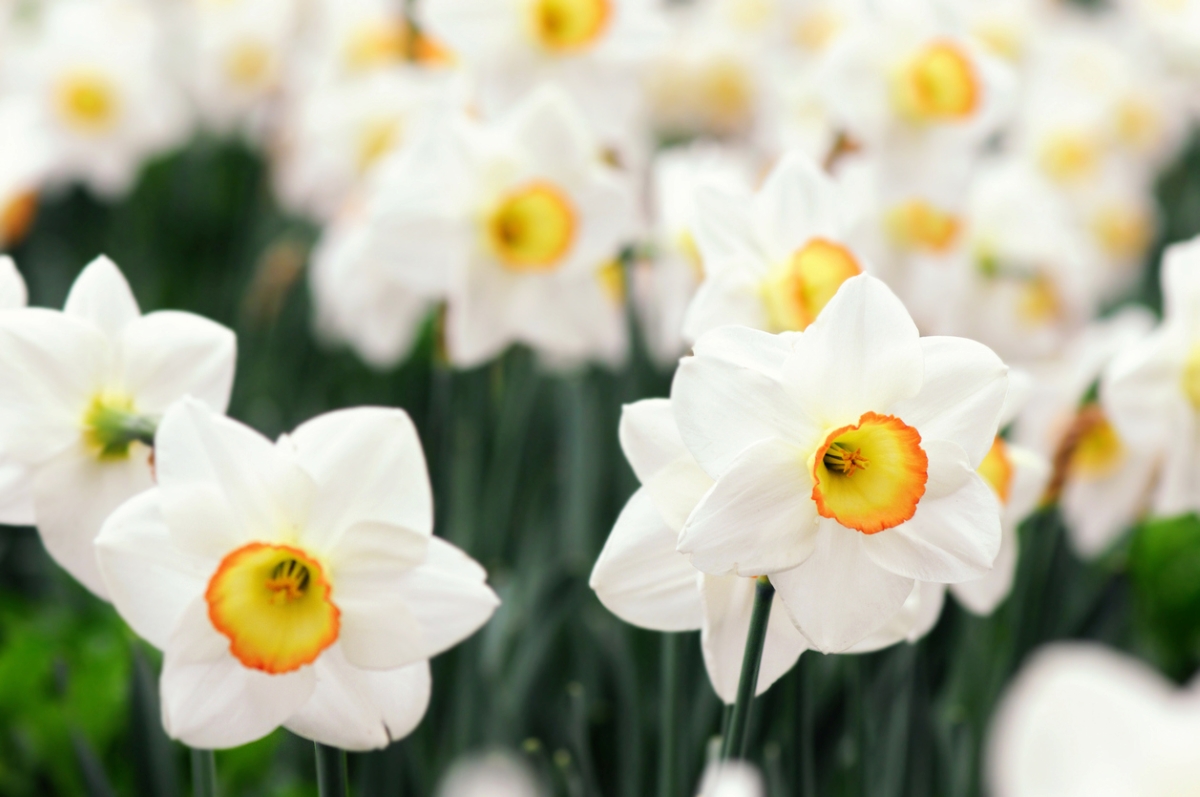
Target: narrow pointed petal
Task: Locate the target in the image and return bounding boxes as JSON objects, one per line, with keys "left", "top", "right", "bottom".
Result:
{"left": 951, "top": 519, "right": 1017, "bottom": 615}
{"left": 679, "top": 438, "right": 820, "bottom": 576}
{"left": 618, "top": 399, "right": 687, "bottom": 485}
{"left": 590, "top": 488, "right": 704, "bottom": 632}
{"left": 63, "top": 255, "right": 141, "bottom": 338}
{"left": 119, "top": 311, "right": 236, "bottom": 414}
{"left": 285, "top": 648, "right": 431, "bottom": 750}
{"left": 771, "top": 523, "right": 914, "bottom": 653}
{"left": 754, "top": 153, "right": 844, "bottom": 257}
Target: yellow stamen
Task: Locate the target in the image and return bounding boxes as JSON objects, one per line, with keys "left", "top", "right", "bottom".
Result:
{"left": 793, "top": 8, "right": 842, "bottom": 52}
{"left": 530, "top": 0, "right": 610, "bottom": 53}
{"left": 225, "top": 39, "right": 275, "bottom": 89}
{"left": 344, "top": 21, "right": 407, "bottom": 71}
{"left": 762, "top": 238, "right": 861, "bottom": 332}
{"left": 1040, "top": 131, "right": 1099, "bottom": 184}
{"left": 56, "top": 70, "right": 119, "bottom": 132}
{"left": 206, "top": 543, "right": 339, "bottom": 675}
{"left": 697, "top": 59, "right": 754, "bottom": 135}
{"left": 1068, "top": 405, "right": 1125, "bottom": 479}
{"left": 1092, "top": 205, "right": 1152, "bottom": 261}
{"left": 1114, "top": 98, "right": 1160, "bottom": 151}
{"left": 486, "top": 181, "right": 577, "bottom": 273}
{"left": 1017, "top": 274, "right": 1062, "bottom": 327}
{"left": 977, "top": 436, "right": 1014, "bottom": 504}
{"left": 811, "top": 412, "right": 928, "bottom": 534}
{"left": 895, "top": 40, "right": 980, "bottom": 122}
{"left": 886, "top": 199, "right": 961, "bottom": 253}
{"left": 596, "top": 258, "right": 625, "bottom": 303}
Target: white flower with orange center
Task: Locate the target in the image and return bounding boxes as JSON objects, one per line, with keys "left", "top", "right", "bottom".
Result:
{"left": 95, "top": 399, "right": 499, "bottom": 749}
{"left": 1014, "top": 309, "right": 1158, "bottom": 558}
{"left": 0, "top": 256, "right": 235, "bottom": 596}
{"left": 818, "top": 0, "right": 1013, "bottom": 149}
{"left": 1105, "top": 236, "right": 1200, "bottom": 521}
{"left": 988, "top": 643, "right": 1200, "bottom": 797}
{"left": 683, "top": 152, "right": 869, "bottom": 344}
{"left": 671, "top": 275, "right": 1007, "bottom": 652}
{"left": 590, "top": 399, "right": 809, "bottom": 704}
{"left": 18, "top": 0, "right": 190, "bottom": 196}
{"left": 418, "top": 0, "right": 667, "bottom": 154}
{"left": 357, "top": 86, "right": 637, "bottom": 367}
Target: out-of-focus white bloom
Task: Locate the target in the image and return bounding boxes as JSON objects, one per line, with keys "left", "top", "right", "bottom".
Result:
{"left": 0, "top": 256, "right": 26, "bottom": 311}
{"left": 590, "top": 399, "right": 809, "bottom": 704}
{"left": 436, "top": 752, "right": 544, "bottom": 797}
{"left": 988, "top": 643, "right": 1200, "bottom": 797}
{"left": 635, "top": 143, "right": 755, "bottom": 364}
{"left": 0, "top": 257, "right": 235, "bottom": 593}
{"left": 298, "top": 0, "right": 450, "bottom": 84}
{"left": 684, "top": 152, "right": 869, "bottom": 343}
{"left": 1117, "top": 0, "right": 1200, "bottom": 83}
{"left": 947, "top": 0, "right": 1044, "bottom": 65}
{"left": 172, "top": 0, "right": 300, "bottom": 135}
{"left": 672, "top": 276, "right": 1007, "bottom": 652}
{"left": 1106, "top": 236, "right": 1200, "bottom": 520}
{"left": 819, "top": 0, "right": 1014, "bottom": 152}
{"left": 696, "top": 760, "right": 764, "bottom": 797}
{"left": 0, "top": 99, "right": 52, "bottom": 249}
{"left": 349, "top": 86, "right": 637, "bottom": 369}
{"left": 273, "top": 68, "right": 457, "bottom": 221}
{"left": 419, "top": 0, "right": 667, "bottom": 151}
{"left": 1017, "top": 309, "right": 1158, "bottom": 558}
{"left": 96, "top": 399, "right": 500, "bottom": 749}
{"left": 17, "top": 0, "right": 190, "bottom": 196}
{"left": 308, "top": 206, "right": 434, "bottom": 369}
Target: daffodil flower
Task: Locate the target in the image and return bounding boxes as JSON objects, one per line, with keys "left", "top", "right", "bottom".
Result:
{"left": 988, "top": 643, "right": 1200, "bottom": 796}
{"left": 672, "top": 274, "right": 1007, "bottom": 652}
{"left": 590, "top": 399, "right": 808, "bottom": 703}
{"left": 684, "top": 152, "right": 869, "bottom": 343}
{"left": 0, "top": 256, "right": 235, "bottom": 596}
{"left": 1105, "top": 235, "right": 1200, "bottom": 520}
{"left": 96, "top": 399, "right": 500, "bottom": 749}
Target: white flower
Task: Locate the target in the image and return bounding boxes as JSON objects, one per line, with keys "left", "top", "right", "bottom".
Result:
{"left": 16, "top": 0, "right": 190, "bottom": 196}
{"left": 419, "top": 0, "right": 667, "bottom": 152}
{"left": 987, "top": 643, "right": 1200, "bottom": 797}
{"left": 684, "top": 152, "right": 869, "bottom": 343}
{"left": 0, "top": 255, "right": 30, "bottom": 527}
{"left": 590, "top": 399, "right": 808, "bottom": 703}
{"left": 819, "top": 0, "right": 1014, "bottom": 151}
{"left": 436, "top": 752, "right": 543, "bottom": 797}
{"left": 0, "top": 256, "right": 235, "bottom": 596}
{"left": 672, "top": 275, "right": 1007, "bottom": 652}
{"left": 1105, "top": 236, "right": 1200, "bottom": 520}
{"left": 308, "top": 206, "right": 434, "bottom": 369}
{"left": 357, "top": 85, "right": 637, "bottom": 368}
{"left": 96, "top": 399, "right": 500, "bottom": 749}
{"left": 1016, "top": 309, "right": 1158, "bottom": 558}
{"left": 634, "top": 143, "right": 755, "bottom": 364}
{"left": 298, "top": 0, "right": 424, "bottom": 83}
{"left": 172, "top": 0, "right": 301, "bottom": 135}
{"left": 696, "top": 760, "right": 764, "bottom": 797}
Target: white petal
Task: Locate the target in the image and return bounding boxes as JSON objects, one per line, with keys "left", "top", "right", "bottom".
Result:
{"left": 618, "top": 399, "right": 687, "bottom": 485}
{"left": 503, "top": 86, "right": 596, "bottom": 187}
{"left": 1161, "top": 236, "right": 1200, "bottom": 325}
{"left": 33, "top": 443, "right": 155, "bottom": 598}
{"left": 0, "top": 255, "right": 27, "bottom": 309}
{"left": 753, "top": 153, "right": 845, "bottom": 257}
{"left": 889, "top": 337, "right": 1008, "bottom": 468}
{"left": 0, "top": 459, "right": 34, "bottom": 525}
{"left": 589, "top": 488, "right": 704, "bottom": 632}
{"left": 681, "top": 267, "right": 771, "bottom": 343}
{"left": 418, "top": 0, "right": 519, "bottom": 61}
{"left": 154, "top": 398, "right": 315, "bottom": 551}
{"left": 285, "top": 648, "right": 431, "bottom": 750}
{"left": 290, "top": 407, "right": 433, "bottom": 550}
{"left": 1151, "top": 409, "right": 1200, "bottom": 518}
{"left": 643, "top": 455, "right": 713, "bottom": 532}
{"left": 672, "top": 326, "right": 818, "bottom": 477}
{"left": 1061, "top": 444, "right": 1157, "bottom": 559}
{"left": 95, "top": 488, "right": 209, "bottom": 648}
{"left": 118, "top": 312, "right": 236, "bottom": 415}
{"left": 861, "top": 442, "right": 1002, "bottom": 584}
{"left": 160, "top": 598, "right": 316, "bottom": 749}
{"left": 692, "top": 184, "right": 764, "bottom": 269}
{"left": 0, "top": 310, "right": 110, "bottom": 461}
{"left": 1102, "top": 328, "right": 1181, "bottom": 447}
{"left": 845, "top": 581, "right": 945, "bottom": 653}
{"left": 678, "top": 438, "right": 820, "bottom": 577}
{"left": 950, "top": 517, "right": 1017, "bottom": 616}
{"left": 770, "top": 522, "right": 914, "bottom": 653}
{"left": 62, "top": 256, "right": 141, "bottom": 339}
{"left": 699, "top": 574, "right": 806, "bottom": 704}
{"left": 784, "top": 275, "right": 923, "bottom": 426}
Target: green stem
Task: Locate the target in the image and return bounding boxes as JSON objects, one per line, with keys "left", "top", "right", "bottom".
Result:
{"left": 190, "top": 748, "right": 217, "bottom": 797}
{"left": 315, "top": 743, "right": 349, "bottom": 797}
{"left": 720, "top": 576, "right": 775, "bottom": 761}
{"left": 657, "top": 633, "right": 680, "bottom": 797}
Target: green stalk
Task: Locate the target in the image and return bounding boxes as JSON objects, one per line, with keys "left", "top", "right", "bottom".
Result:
{"left": 720, "top": 576, "right": 776, "bottom": 761}
{"left": 190, "top": 748, "right": 217, "bottom": 797}
{"left": 315, "top": 743, "right": 349, "bottom": 797}
{"left": 657, "top": 632, "right": 680, "bottom": 797}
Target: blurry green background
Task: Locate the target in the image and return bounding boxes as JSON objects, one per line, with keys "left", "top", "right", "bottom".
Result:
{"left": 1, "top": 131, "right": 1200, "bottom": 796}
